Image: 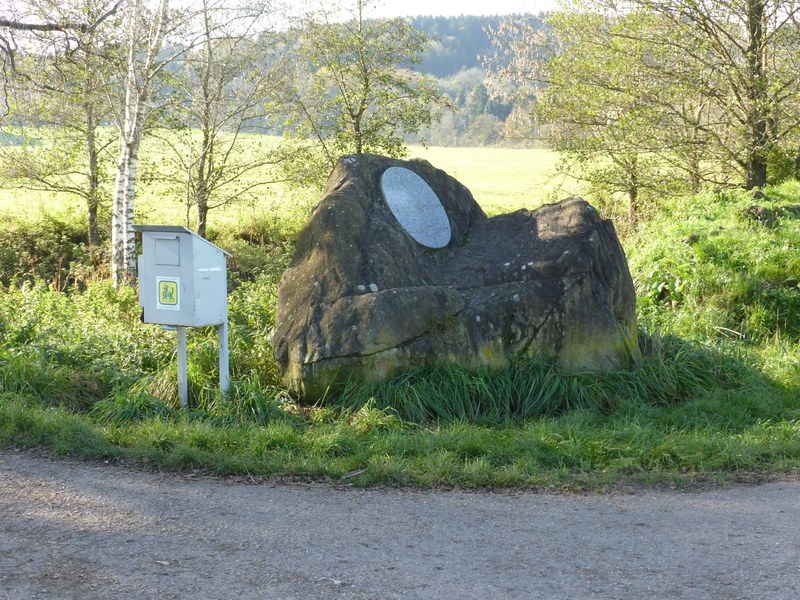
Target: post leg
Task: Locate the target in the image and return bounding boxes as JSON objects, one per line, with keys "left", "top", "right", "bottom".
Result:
{"left": 177, "top": 326, "right": 188, "bottom": 409}
{"left": 219, "top": 321, "right": 230, "bottom": 395}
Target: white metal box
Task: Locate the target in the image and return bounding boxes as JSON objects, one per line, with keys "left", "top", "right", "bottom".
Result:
{"left": 135, "top": 225, "right": 230, "bottom": 327}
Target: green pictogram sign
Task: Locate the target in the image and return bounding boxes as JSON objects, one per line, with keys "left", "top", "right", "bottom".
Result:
{"left": 157, "top": 277, "right": 180, "bottom": 310}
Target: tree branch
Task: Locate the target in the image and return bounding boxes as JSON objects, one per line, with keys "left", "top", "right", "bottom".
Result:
{"left": 0, "top": 0, "right": 123, "bottom": 33}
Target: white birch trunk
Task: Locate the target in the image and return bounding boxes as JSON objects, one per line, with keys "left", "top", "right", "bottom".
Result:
{"left": 124, "top": 147, "right": 139, "bottom": 276}
{"left": 112, "top": 0, "right": 140, "bottom": 286}
{"left": 111, "top": 0, "right": 170, "bottom": 287}
{"left": 111, "top": 143, "right": 129, "bottom": 286}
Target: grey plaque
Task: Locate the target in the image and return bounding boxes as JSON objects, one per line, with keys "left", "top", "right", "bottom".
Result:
{"left": 380, "top": 167, "right": 451, "bottom": 249}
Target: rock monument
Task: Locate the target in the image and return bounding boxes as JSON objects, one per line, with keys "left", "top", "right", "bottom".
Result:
{"left": 273, "top": 154, "right": 640, "bottom": 400}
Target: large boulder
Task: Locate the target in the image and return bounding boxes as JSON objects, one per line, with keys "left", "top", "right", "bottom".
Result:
{"left": 273, "top": 154, "right": 640, "bottom": 400}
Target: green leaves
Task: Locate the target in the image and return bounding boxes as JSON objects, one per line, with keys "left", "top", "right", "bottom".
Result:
{"left": 278, "top": 1, "right": 450, "bottom": 188}
{"left": 490, "top": 1, "right": 800, "bottom": 220}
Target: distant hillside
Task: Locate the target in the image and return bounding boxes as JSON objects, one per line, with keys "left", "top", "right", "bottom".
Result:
{"left": 410, "top": 14, "right": 545, "bottom": 77}
{"left": 407, "top": 15, "right": 546, "bottom": 147}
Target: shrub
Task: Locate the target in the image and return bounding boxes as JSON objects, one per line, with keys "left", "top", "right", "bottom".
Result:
{"left": 0, "top": 209, "right": 108, "bottom": 288}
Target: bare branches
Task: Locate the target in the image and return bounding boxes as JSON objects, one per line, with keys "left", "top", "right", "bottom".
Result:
{"left": 0, "top": 0, "right": 123, "bottom": 33}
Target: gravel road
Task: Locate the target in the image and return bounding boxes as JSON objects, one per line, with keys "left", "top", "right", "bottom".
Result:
{"left": 1, "top": 449, "right": 799, "bottom": 599}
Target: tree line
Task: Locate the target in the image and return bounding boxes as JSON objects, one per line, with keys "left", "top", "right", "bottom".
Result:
{"left": 487, "top": 0, "right": 800, "bottom": 221}
{"left": 409, "top": 15, "right": 526, "bottom": 77}
{"left": 3, "top": 0, "right": 800, "bottom": 275}
{"left": 0, "top": 0, "right": 449, "bottom": 286}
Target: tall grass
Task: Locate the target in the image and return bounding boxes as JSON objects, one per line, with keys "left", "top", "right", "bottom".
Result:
{"left": 330, "top": 329, "right": 774, "bottom": 423}
{"left": 628, "top": 187, "right": 800, "bottom": 343}
{"left": 1, "top": 174, "right": 800, "bottom": 488}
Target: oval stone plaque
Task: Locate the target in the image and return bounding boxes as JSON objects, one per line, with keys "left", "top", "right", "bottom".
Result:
{"left": 379, "top": 167, "right": 451, "bottom": 249}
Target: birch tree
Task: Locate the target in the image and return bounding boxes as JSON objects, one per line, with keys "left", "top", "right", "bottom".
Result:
{"left": 110, "top": 0, "right": 175, "bottom": 286}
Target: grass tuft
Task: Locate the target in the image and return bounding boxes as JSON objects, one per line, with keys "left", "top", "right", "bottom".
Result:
{"left": 328, "top": 330, "right": 761, "bottom": 423}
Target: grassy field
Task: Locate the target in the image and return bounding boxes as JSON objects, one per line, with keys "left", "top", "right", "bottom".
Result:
{"left": 0, "top": 132, "right": 291, "bottom": 227}
{"left": 0, "top": 143, "right": 573, "bottom": 227}
{"left": 1, "top": 145, "right": 799, "bottom": 489}
{"left": 409, "top": 146, "right": 579, "bottom": 214}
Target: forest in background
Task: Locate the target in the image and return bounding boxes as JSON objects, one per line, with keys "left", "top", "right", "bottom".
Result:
{"left": 3, "top": 0, "right": 800, "bottom": 266}
{"left": 409, "top": 15, "right": 528, "bottom": 148}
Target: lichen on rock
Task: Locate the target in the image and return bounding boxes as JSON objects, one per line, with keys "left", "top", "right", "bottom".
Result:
{"left": 273, "top": 154, "right": 640, "bottom": 400}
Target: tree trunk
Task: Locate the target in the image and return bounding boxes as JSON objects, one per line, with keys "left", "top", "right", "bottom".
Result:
{"left": 688, "top": 158, "right": 702, "bottom": 194}
{"left": 196, "top": 17, "right": 212, "bottom": 240}
{"left": 111, "top": 103, "right": 139, "bottom": 287}
{"left": 112, "top": 141, "right": 132, "bottom": 286}
{"left": 197, "top": 196, "right": 209, "bottom": 239}
{"left": 627, "top": 178, "right": 639, "bottom": 226}
{"left": 196, "top": 141, "right": 209, "bottom": 238}
{"left": 111, "top": 115, "right": 144, "bottom": 285}
{"left": 111, "top": 0, "right": 170, "bottom": 286}
{"left": 744, "top": 0, "right": 769, "bottom": 189}
{"left": 85, "top": 102, "right": 101, "bottom": 248}
{"left": 124, "top": 144, "right": 139, "bottom": 276}
{"left": 354, "top": 114, "right": 363, "bottom": 154}
{"left": 626, "top": 154, "right": 639, "bottom": 226}
{"left": 112, "top": 0, "right": 139, "bottom": 286}
{"left": 112, "top": 129, "right": 142, "bottom": 285}
{"left": 745, "top": 149, "right": 768, "bottom": 190}
{"left": 87, "top": 199, "right": 100, "bottom": 248}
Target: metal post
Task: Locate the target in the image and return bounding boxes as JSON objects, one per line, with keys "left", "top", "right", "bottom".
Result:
{"left": 219, "top": 320, "right": 230, "bottom": 395}
{"left": 177, "top": 326, "right": 188, "bottom": 409}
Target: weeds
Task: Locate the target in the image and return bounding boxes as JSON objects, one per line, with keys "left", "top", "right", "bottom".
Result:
{"left": 1, "top": 183, "right": 799, "bottom": 488}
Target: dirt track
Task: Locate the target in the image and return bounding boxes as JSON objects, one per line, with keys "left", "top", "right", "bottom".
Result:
{"left": 1, "top": 449, "right": 799, "bottom": 599}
